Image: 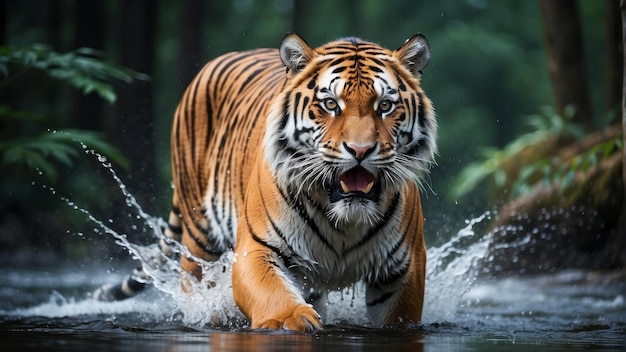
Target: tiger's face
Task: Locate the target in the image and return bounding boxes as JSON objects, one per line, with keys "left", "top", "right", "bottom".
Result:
{"left": 265, "top": 34, "right": 437, "bottom": 227}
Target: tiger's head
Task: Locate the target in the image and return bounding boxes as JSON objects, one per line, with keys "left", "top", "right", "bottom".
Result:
{"left": 264, "top": 33, "right": 437, "bottom": 227}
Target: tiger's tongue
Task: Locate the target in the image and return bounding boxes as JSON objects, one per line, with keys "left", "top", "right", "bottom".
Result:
{"left": 339, "top": 167, "right": 375, "bottom": 194}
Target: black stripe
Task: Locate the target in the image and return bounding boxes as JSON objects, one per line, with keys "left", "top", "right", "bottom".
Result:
{"left": 368, "top": 57, "right": 385, "bottom": 66}
{"left": 328, "top": 55, "right": 351, "bottom": 68}
{"left": 184, "top": 222, "right": 224, "bottom": 257}
{"left": 249, "top": 229, "right": 283, "bottom": 259}
{"left": 387, "top": 192, "right": 416, "bottom": 258}
{"left": 366, "top": 292, "right": 393, "bottom": 307}
{"left": 276, "top": 182, "right": 338, "bottom": 255}
{"left": 343, "top": 193, "right": 400, "bottom": 255}
{"left": 406, "top": 137, "right": 428, "bottom": 156}
{"left": 126, "top": 275, "right": 147, "bottom": 293}
{"left": 168, "top": 223, "right": 183, "bottom": 235}
{"left": 374, "top": 249, "right": 410, "bottom": 287}
{"left": 258, "top": 176, "right": 298, "bottom": 259}
{"left": 409, "top": 94, "right": 418, "bottom": 133}
{"left": 215, "top": 51, "right": 260, "bottom": 93}
{"left": 332, "top": 66, "right": 347, "bottom": 74}
{"left": 186, "top": 69, "right": 204, "bottom": 167}
{"left": 416, "top": 91, "right": 426, "bottom": 129}
{"left": 300, "top": 96, "right": 310, "bottom": 121}
{"left": 307, "top": 76, "right": 317, "bottom": 89}
{"left": 374, "top": 194, "right": 420, "bottom": 287}
{"left": 245, "top": 191, "right": 293, "bottom": 268}
{"left": 278, "top": 92, "right": 291, "bottom": 131}
{"left": 203, "top": 71, "right": 213, "bottom": 157}
{"left": 238, "top": 67, "right": 264, "bottom": 93}
{"left": 293, "top": 92, "right": 301, "bottom": 119}
{"left": 397, "top": 73, "right": 407, "bottom": 92}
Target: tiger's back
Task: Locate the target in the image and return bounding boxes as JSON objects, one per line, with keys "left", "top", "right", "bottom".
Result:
{"left": 170, "top": 49, "right": 286, "bottom": 275}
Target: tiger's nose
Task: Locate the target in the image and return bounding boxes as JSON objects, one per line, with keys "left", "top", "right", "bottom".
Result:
{"left": 343, "top": 142, "right": 376, "bottom": 162}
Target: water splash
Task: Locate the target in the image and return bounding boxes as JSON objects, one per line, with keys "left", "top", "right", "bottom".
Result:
{"left": 5, "top": 289, "right": 173, "bottom": 320}
{"left": 20, "top": 144, "right": 494, "bottom": 328}
{"left": 422, "top": 213, "right": 493, "bottom": 323}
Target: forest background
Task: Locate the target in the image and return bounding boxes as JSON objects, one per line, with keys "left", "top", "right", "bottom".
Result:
{"left": 1, "top": 0, "right": 623, "bottom": 273}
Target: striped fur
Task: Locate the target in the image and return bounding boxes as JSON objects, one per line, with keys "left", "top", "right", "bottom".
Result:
{"left": 97, "top": 33, "right": 437, "bottom": 332}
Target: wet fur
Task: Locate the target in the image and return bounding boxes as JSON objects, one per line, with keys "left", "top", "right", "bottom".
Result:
{"left": 170, "top": 34, "right": 436, "bottom": 331}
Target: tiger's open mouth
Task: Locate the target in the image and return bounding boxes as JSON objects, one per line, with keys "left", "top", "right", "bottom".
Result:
{"left": 330, "top": 166, "right": 379, "bottom": 202}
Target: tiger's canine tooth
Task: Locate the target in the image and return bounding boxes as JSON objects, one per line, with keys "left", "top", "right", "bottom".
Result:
{"left": 340, "top": 180, "right": 350, "bottom": 193}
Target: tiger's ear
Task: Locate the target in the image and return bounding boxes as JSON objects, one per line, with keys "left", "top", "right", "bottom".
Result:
{"left": 394, "top": 34, "right": 431, "bottom": 77}
{"left": 280, "top": 33, "right": 317, "bottom": 73}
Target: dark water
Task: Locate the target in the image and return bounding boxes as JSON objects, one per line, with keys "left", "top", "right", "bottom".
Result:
{"left": 1, "top": 243, "right": 624, "bottom": 351}
{"left": 2, "top": 152, "right": 625, "bottom": 351}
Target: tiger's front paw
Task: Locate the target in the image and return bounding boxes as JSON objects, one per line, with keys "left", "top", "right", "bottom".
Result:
{"left": 255, "top": 304, "right": 323, "bottom": 332}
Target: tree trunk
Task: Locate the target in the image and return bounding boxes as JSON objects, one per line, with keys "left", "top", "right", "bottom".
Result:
{"left": 539, "top": 0, "right": 593, "bottom": 129}
{"left": 0, "top": 0, "right": 6, "bottom": 46}
{"left": 115, "top": 0, "right": 157, "bottom": 210}
{"left": 621, "top": 0, "right": 626, "bottom": 200}
{"left": 178, "top": 0, "right": 205, "bottom": 90}
{"left": 608, "top": 0, "right": 623, "bottom": 114}
{"left": 291, "top": 0, "right": 309, "bottom": 37}
{"left": 71, "top": 0, "right": 106, "bottom": 131}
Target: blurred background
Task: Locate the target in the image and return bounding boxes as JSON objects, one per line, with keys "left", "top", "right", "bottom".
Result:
{"left": 1, "top": 0, "right": 623, "bottom": 275}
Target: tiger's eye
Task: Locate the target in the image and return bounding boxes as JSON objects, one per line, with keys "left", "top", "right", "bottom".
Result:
{"left": 322, "top": 98, "right": 338, "bottom": 112}
{"left": 378, "top": 100, "right": 393, "bottom": 114}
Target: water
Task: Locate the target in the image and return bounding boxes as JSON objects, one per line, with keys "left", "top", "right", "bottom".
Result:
{"left": 1, "top": 148, "right": 625, "bottom": 351}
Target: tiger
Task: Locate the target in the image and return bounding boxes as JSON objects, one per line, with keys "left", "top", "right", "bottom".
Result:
{"left": 94, "top": 33, "right": 437, "bottom": 332}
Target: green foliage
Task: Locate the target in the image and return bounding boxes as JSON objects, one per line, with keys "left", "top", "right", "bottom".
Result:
{"left": 0, "top": 129, "right": 129, "bottom": 182}
{"left": 0, "top": 45, "right": 145, "bottom": 182}
{"left": 2, "top": 0, "right": 612, "bottom": 233}
{"left": 450, "top": 106, "right": 592, "bottom": 200}
{"left": 512, "top": 136, "right": 623, "bottom": 197}
{"left": 0, "top": 45, "right": 150, "bottom": 104}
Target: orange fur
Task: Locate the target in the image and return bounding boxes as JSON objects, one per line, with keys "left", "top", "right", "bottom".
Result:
{"left": 170, "top": 34, "right": 436, "bottom": 331}
{"left": 386, "top": 183, "right": 426, "bottom": 324}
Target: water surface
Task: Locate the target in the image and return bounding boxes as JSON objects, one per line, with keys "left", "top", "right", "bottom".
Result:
{"left": 1, "top": 237, "right": 624, "bottom": 351}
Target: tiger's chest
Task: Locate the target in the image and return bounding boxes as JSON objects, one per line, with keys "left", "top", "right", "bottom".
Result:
{"left": 270, "top": 194, "right": 409, "bottom": 289}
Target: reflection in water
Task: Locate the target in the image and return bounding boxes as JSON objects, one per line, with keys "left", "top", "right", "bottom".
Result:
{"left": 210, "top": 332, "right": 316, "bottom": 352}
{"left": 208, "top": 328, "right": 425, "bottom": 352}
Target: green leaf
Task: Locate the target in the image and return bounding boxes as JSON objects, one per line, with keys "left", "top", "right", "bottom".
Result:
{"left": 0, "top": 44, "right": 150, "bottom": 104}
{"left": 0, "top": 130, "right": 129, "bottom": 182}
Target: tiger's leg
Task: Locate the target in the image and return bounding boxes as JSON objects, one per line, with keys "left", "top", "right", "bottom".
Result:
{"left": 365, "top": 194, "right": 426, "bottom": 326}
{"left": 365, "top": 245, "right": 426, "bottom": 326}
{"left": 179, "top": 227, "right": 222, "bottom": 292}
{"left": 232, "top": 236, "right": 323, "bottom": 332}
{"left": 174, "top": 197, "right": 225, "bottom": 292}
{"left": 230, "top": 160, "right": 323, "bottom": 332}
